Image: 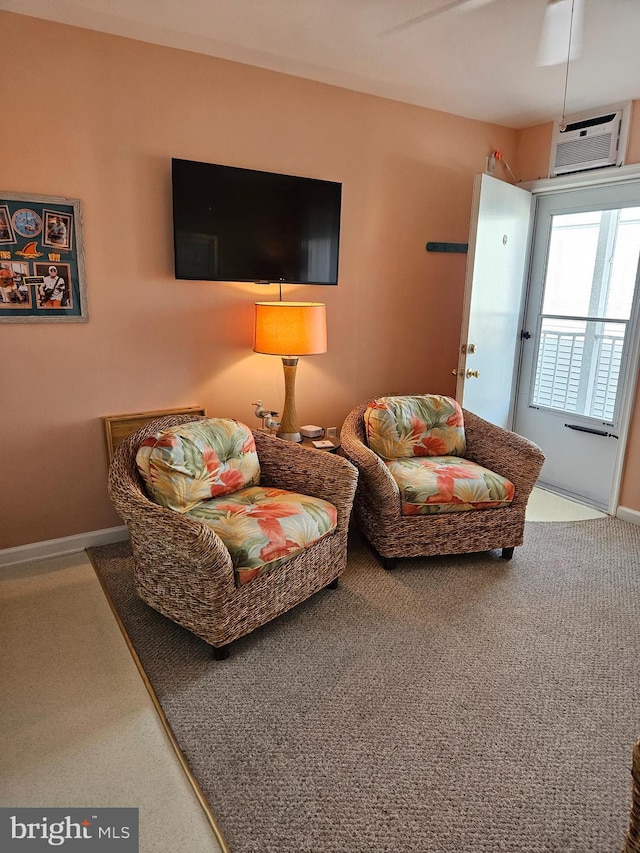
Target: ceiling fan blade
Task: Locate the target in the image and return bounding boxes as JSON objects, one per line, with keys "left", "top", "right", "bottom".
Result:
{"left": 537, "top": 0, "right": 584, "bottom": 66}
{"left": 381, "top": 0, "right": 496, "bottom": 37}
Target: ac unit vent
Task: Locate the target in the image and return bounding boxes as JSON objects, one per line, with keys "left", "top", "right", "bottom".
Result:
{"left": 555, "top": 133, "right": 614, "bottom": 169}
{"left": 549, "top": 103, "right": 630, "bottom": 177}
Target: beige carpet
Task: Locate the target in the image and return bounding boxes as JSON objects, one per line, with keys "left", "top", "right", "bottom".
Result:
{"left": 88, "top": 518, "right": 639, "bottom": 853}
{"left": 0, "top": 552, "right": 225, "bottom": 853}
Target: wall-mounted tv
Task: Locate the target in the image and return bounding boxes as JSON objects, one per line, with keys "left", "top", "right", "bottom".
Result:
{"left": 172, "top": 158, "right": 342, "bottom": 285}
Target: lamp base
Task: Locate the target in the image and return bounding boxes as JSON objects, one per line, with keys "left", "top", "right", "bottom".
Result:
{"left": 276, "top": 429, "right": 302, "bottom": 443}
{"left": 276, "top": 357, "right": 302, "bottom": 442}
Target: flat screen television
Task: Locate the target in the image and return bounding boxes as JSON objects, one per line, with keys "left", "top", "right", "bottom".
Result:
{"left": 172, "top": 158, "right": 342, "bottom": 285}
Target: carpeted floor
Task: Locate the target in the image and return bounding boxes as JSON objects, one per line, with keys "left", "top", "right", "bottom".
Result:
{"left": 88, "top": 518, "right": 640, "bottom": 853}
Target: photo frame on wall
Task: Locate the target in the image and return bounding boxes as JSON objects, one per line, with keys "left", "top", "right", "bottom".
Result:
{"left": 0, "top": 205, "right": 15, "bottom": 244}
{"left": 0, "top": 191, "right": 87, "bottom": 322}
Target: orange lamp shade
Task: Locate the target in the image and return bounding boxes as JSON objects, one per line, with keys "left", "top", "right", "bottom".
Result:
{"left": 254, "top": 302, "right": 327, "bottom": 356}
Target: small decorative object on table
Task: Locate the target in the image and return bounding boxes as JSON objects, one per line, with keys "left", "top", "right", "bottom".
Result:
{"left": 301, "top": 436, "right": 340, "bottom": 453}
{"left": 252, "top": 400, "right": 280, "bottom": 433}
{"left": 300, "top": 424, "right": 324, "bottom": 439}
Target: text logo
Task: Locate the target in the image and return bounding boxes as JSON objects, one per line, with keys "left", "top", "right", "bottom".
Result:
{"left": 0, "top": 809, "right": 138, "bottom": 851}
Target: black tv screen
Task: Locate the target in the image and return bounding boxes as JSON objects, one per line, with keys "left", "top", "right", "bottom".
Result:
{"left": 172, "top": 158, "right": 342, "bottom": 284}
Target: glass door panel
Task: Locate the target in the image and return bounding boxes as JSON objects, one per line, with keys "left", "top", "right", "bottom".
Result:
{"left": 532, "top": 317, "right": 626, "bottom": 420}
{"left": 530, "top": 206, "right": 640, "bottom": 425}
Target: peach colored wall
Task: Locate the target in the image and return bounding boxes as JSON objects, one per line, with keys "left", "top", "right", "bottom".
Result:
{"left": 515, "top": 121, "right": 554, "bottom": 183}
{"left": 0, "top": 12, "right": 521, "bottom": 549}
{"left": 516, "top": 103, "right": 640, "bottom": 512}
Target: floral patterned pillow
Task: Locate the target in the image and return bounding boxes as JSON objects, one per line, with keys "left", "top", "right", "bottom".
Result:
{"left": 365, "top": 395, "right": 466, "bottom": 460}
{"left": 136, "top": 418, "right": 260, "bottom": 513}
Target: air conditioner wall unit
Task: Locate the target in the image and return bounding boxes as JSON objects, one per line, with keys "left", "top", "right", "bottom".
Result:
{"left": 549, "top": 102, "right": 631, "bottom": 177}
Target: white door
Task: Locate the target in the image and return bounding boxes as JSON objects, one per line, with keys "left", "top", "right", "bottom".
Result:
{"left": 456, "top": 174, "right": 532, "bottom": 427}
{"left": 514, "top": 182, "right": 640, "bottom": 510}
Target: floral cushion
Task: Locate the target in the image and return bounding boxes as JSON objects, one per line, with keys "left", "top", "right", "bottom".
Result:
{"left": 386, "top": 456, "right": 515, "bottom": 515}
{"left": 186, "top": 486, "right": 338, "bottom": 586}
{"left": 136, "top": 419, "right": 260, "bottom": 513}
{"left": 365, "top": 395, "right": 466, "bottom": 460}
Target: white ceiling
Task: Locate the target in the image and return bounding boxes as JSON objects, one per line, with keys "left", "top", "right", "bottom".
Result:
{"left": 2, "top": 0, "right": 640, "bottom": 128}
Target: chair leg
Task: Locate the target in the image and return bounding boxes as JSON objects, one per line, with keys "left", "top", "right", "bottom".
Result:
{"left": 502, "top": 547, "right": 515, "bottom": 561}
{"left": 363, "top": 540, "right": 397, "bottom": 571}
{"left": 213, "top": 644, "right": 230, "bottom": 661}
{"left": 327, "top": 577, "right": 339, "bottom": 589}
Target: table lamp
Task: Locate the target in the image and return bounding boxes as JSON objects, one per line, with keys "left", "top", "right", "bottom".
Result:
{"left": 254, "top": 301, "right": 327, "bottom": 442}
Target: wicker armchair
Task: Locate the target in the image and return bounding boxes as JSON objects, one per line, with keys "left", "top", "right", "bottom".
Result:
{"left": 625, "top": 738, "right": 640, "bottom": 852}
{"left": 340, "top": 399, "right": 545, "bottom": 568}
{"left": 108, "top": 414, "right": 358, "bottom": 659}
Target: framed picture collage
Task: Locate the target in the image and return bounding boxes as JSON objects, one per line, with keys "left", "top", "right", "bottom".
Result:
{"left": 0, "top": 191, "right": 88, "bottom": 323}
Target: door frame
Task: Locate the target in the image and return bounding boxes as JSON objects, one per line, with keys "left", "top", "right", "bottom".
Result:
{"left": 517, "top": 163, "right": 640, "bottom": 514}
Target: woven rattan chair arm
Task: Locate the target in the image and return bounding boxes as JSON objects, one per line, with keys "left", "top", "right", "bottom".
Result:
{"left": 252, "top": 431, "right": 358, "bottom": 524}
{"left": 340, "top": 404, "right": 401, "bottom": 513}
{"left": 127, "top": 515, "right": 236, "bottom": 602}
{"left": 463, "top": 409, "right": 545, "bottom": 506}
{"left": 115, "top": 488, "right": 232, "bottom": 564}
{"left": 107, "top": 413, "right": 235, "bottom": 585}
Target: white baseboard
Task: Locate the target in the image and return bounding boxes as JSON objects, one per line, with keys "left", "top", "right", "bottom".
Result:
{"left": 616, "top": 506, "right": 640, "bottom": 526}
{"left": 0, "top": 526, "right": 129, "bottom": 569}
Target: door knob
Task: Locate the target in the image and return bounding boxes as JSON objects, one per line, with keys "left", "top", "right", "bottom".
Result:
{"left": 466, "top": 369, "right": 480, "bottom": 378}
{"left": 452, "top": 368, "right": 462, "bottom": 376}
